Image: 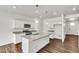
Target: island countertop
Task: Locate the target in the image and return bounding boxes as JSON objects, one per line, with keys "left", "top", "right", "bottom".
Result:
{"left": 22, "top": 32, "right": 52, "bottom": 41}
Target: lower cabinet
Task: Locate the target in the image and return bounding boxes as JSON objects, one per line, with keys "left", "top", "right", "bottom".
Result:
{"left": 22, "top": 36, "right": 49, "bottom": 53}
{"left": 29, "top": 36, "right": 49, "bottom": 53}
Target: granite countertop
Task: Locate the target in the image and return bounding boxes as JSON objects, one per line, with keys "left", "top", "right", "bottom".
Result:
{"left": 22, "top": 32, "right": 52, "bottom": 41}
{"left": 13, "top": 32, "right": 23, "bottom": 33}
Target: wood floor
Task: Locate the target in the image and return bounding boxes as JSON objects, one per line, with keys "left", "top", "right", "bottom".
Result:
{"left": 0, "top": 43, "right": 15, "bottom": 53}
{"left": 15, "top": 42, "right": 22, "bottom": 53}
{"left": 0, "top": 35, "right": 79, "bottom": 53}
{"left": 0, "top": 43, "right": 22, "bottom": 53}
{"left": 38, "top": 35, "right": 79, "bottom": 53}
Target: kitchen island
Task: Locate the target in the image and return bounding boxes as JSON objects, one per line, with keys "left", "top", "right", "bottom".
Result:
{"left": 22, "top": 33, "right": 52, "bottom": 53}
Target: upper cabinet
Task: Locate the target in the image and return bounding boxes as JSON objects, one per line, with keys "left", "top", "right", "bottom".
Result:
{"left": 43, "top": 17, "right": 62, "bottom": 32}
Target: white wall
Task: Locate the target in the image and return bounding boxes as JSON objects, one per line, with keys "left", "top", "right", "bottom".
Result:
{"left": 0, "top": 12, "right": 14, "bottom": 46}
{"left": 38, "top": 19, "right": 44, "bottom": 33}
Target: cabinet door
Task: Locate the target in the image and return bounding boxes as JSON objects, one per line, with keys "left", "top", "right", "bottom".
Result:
{"left": 22, "top": 38, "right": 29, "bottom": 53}
{"left": 29, "top": 37, "right": 49, "bottom": 53}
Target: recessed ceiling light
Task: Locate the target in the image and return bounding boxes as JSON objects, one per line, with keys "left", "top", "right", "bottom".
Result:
{"left": 70, "top": 22, "right": 75, "bottom": 26}
{"left": 12, "top": 6, "right": 16, "bottom": 9}
{"left": 69, "top": 18, "right": 75, "bottom": 21}
{"left": 35, "top": 20, "right": 39, "bottom": 23}
{"left": 72, "top": 7, "right": 76, "bottom": 11}
{"left": 34, "top": 18, "right": 39, "bottom": 23}
{"left": 46, "top": 22, "right": 48, "bottom": 25}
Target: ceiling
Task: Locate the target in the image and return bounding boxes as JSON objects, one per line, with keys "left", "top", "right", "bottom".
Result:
{"left": 0, "top": 5, "right": 79, "bottom": 19}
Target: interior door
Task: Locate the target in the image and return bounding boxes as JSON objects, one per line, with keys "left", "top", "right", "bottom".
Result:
{"left": 54, "top": 24, "right": 62, "bottom": 39}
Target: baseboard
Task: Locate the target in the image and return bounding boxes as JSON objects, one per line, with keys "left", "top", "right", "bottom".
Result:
{"left": 0, "top": 43, "right": 14, "bottom": 47}
{"left": 50, "top": 38, "right": 62, "bottom": 40}
{"left": 15, "top": 42, "right": 22, "bottom": 45}
{"left": 66, "top": 34, "right": 79, "bottom": 37}
{"left": 0, "top": 41, "right": 14, "bottom": 46}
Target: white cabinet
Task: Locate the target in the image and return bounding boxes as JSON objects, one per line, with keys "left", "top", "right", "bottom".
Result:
{"left": 13, "top": 33, "right": 25, "bottom": 44}
{"left": 22, "top": 36, "right": 49, "bottom": 53}
{"left": 29, "top": 36, "right": 49, "bottom": 53}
